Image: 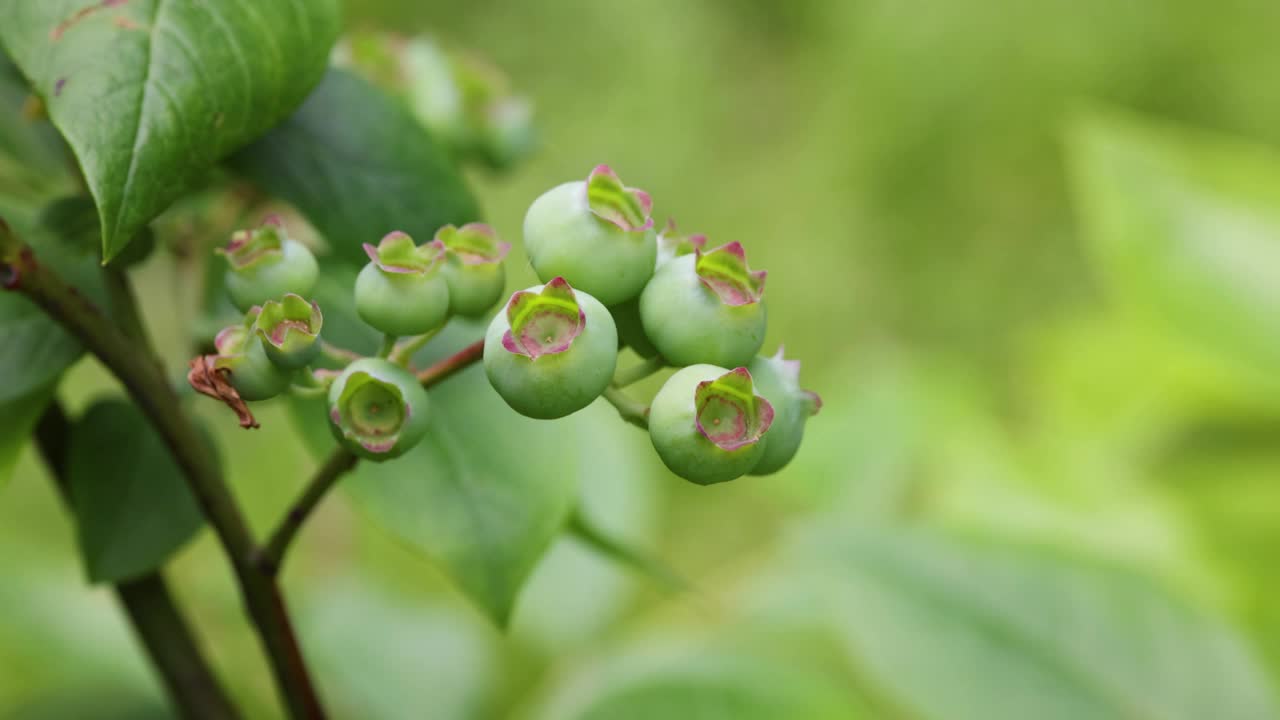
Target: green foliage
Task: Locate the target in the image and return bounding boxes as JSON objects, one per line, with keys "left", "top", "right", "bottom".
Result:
{"left": 1069, "top": 110, "right": 1280, "bottom": 381}
{"left": 0, "top": 0, "right": 341, "bottom": 260}
{"left": 535, "top": 648, "right": 863, "bottom": 720}
{"left": 0, "top": 55, "right": 67, "bottom": 201}
{"left": 0, "top": 385, "right": 54, "bottom": 483}
{"left": 6, "top": 1, "right": 1280, "bottom": 717}
{"left": 65, "top": 399, "right": 205, "bottom": 583}
{"left": 755, "top": 527, "right": 1278, "bottom": 720}
{"left": 229, "top": 69, "right": 481, "bottom": 266}
{"left": 300, "top": 583, "right": 496, "bottom": 719}
{"left": 290, "top": 323, "right": 579, "bottom": 625}
{"left": 0, "top": 197, "right": 108, "bottom": 487}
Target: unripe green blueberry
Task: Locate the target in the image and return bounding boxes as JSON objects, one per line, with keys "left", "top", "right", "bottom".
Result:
{"left": 639, "top": 241, "right": 767, "bottom": 368}
{"left": 655, "top": 218, "right": 707, "bottom": 269}
{"left": 254, "top": 294, "right": 323, "bottom": 370}
{"left": 484, "top": 278, "right": 618, "bottom": 419}
{"left": 523, "top": 165, "right": 657, "bottom": 306}
{"left": 746, "top": 348, "right": 822, "bottom": 475}
{"left": 610, "top": 298, "right": 659, "bottom": 358}
{"left": 336, "top": 33, "right": 537, "bottom": 171}
{"left": 355, "top": 231, "right": 451, "bottom": 336}
{"left": 648, "top": 364, "right": 775, "bottom": 485}
{"left": 327, "top": 358, "right": 430, "bottom": 461}
{"left": 435, "top": 223, "right": 510, "bottom": 318}
{"left": 213, "top": 309, "right": 292, "bottom": 401}
{"left": 218, "top": 216, "right": 319, "bottom": 313}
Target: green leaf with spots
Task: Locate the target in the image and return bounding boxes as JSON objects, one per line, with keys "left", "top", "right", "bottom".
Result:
{"left": 229, "top": 69, "right": 480, "bottom": 266}
{"left": 66, "top": 399, "right": 207, "bottom": 583}
{"left": 0, "top": 0, "right": 341, "bottom": 260}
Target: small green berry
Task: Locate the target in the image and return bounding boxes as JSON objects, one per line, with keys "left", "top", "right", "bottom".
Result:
{"left": 639, "top": 241, "right": 767, "bottom": 368}
{"left": 254, "top": 294, "right": 323, "bottom": 370}
{"left": 336, "top": 33, "right": 537, "bottom": 171}
{"left": 435, "top": 223, "right": 510, "bottom": 318}
{"left": 610, "top": 297, "right": 659, "bottom": 358}
{"left": 523, "top": 165, "right": 657, "bottom": 306}
{"left": 648, "top": 364, "right": 775, "bottom": 485}
{"left": 611, "top": 219, "right": 707, "bottom": 358}
{"left": 747, "top": 348, "right": 822, "bottom": 475}
{"left": 213, "top": 309, "right": 292, "bottom": 401}
{"left": 327, "top": 358, "right": 430, "bottom": 461}
{"left": 355, "top": 231, "right": 451, "bottom": 336}
{"left": 218, "top": 216, "right": 319, "bottom": 313}
{"left": 484, "top": 278, "right": 618, "bottom": 419}
{"left": 655, "top": 218, "right": 707, "bottom": 268}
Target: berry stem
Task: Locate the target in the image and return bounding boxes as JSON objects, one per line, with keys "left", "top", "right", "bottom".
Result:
{"left": 603, "top": 386, "right": 649, "bottom": 429}
{"left": 377, "top": 333, "right": 399, "bottom": 359}
{"left": 416, "top": 339, "right": 485, "bottom": 387}
{"left": 319, "top": 340, "right": 362, "bottom": 365}
{"left": 0, "top": 218, "right": 329, "bottom": 720}
{"left": 34, "top": 402, "right": 241, "bottom": 720}
{"left": 256, "top": 448, "right": 359, "bottom": 576}
{"left": 389, "top": 326, "right": 443, "bottom": 365}
{"left": 103, "top": 264, "right": 156, "bottom": 354}
{"left": 263, "top": 339, "right": 486, "bottom": 576}
{"left": 290, "top": 368, "right": 332, "bottom": 396}
{"left": 611, "top": 355, "right": 666, "bottom": 388}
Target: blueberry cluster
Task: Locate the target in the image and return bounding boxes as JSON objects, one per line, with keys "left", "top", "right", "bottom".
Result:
{"left": 488, "top": 165, "right": 821, "bottom": 484}
{"left": 200, "top": 167, "right": 819, "bottom": 484}
{"left": 202, "top": 217, "right": 508, "bottom": 458}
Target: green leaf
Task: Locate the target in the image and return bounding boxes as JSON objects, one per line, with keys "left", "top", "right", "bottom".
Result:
{"left": 0, "top": 51, "right": 70, "bottom": 201}
{"left": 0, "top": 0, "right": 341, "bottom": 261}
{"left": 533, "top": 646, "right": 864, "bottom": 720}
{"left": 65, "top": 399, "right": 206, "bottom": 583}
{"left": 0, "top": 195, "right": 108, "bottom": 479}
{"left": 0, "top": 196, "right": 110, "bottom": 402}
{"left": 299, "top": 582, "right": 497, "bottom": 720}
{"left": 761, "top": 526, "right": 1278, "bottom": 720}
{"left": 1068, "top": 110, "right": 1280, "bottom": 379}
{"left": 228, "top": 69, "right": 481, "bottom": 266}
{"left": 0, "top": 383, "right": 54, "bottom": 487}
{"left": 288, "top": 321, "right": 581, "bottom": 625}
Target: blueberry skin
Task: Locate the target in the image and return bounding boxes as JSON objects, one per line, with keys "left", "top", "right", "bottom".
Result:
{"left": 639, "top": 255, "right": 766, "bottom": 369}
{"left": 221, "top": 338, "right": 292, "bottom": 402}
{"left": 523, "top": 181, "right": 657, "bottom": 307}
{"left": 483, "top": 286, "right": 618, "bottom": 420}
{"left": 648, "top": 364, "right": 766, "bottom": 485}
{"left": 746, "top": 356, "right": 809, "bottom": 476}
{"left": 354, "top": 262, "right": 451, "bottom": 337}
{"left": 225, "top": 239, "right": 319, "bottom": 313}
{"left": 443, "top": 259, "right": 506, "bottom": 319}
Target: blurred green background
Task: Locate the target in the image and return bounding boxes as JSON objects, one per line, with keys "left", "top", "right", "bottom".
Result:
{"left": 4, "top": 0, "right": 1280, "bottom": 717}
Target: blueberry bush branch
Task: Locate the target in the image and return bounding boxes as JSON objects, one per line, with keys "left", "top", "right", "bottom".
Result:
{"left": 257, "top": 447, "right": 359, "bottom": 576}
{"left": 0, "top": 217, "right": 328, "bottom": 719}
{"left": 179, "top": 160, "right": 817, "bottom": 707}
{"left": 415, "top": 339, "right": 485, "bottom": 386}
{"left": 34, "top": 402, "right": 240, "bottom": 720}
{"left": 260, "top": 338, "right": 487, "bottom": 575}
